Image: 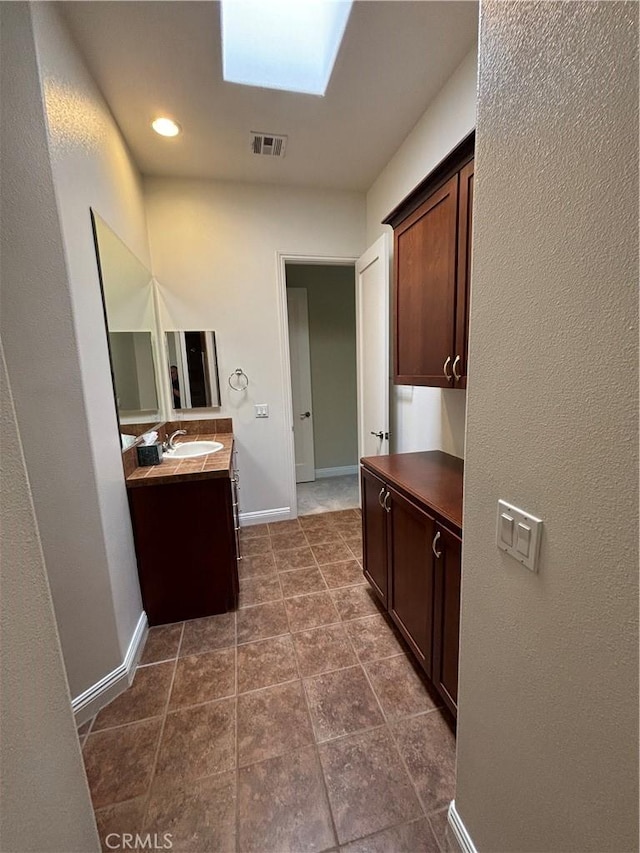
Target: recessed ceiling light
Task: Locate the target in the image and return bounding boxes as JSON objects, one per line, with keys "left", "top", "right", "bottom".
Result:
{"left": 221, "top": 0, "right": 353, "bottom": 97}
{"left": 152, "top": 117, "right": 181, "bottom": 137}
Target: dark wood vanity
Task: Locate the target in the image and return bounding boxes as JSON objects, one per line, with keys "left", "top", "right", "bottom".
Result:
{"left": 126, "top": 429, "right": 240, "bottom": 626}
{"left": 361, "top": 451, "right": 463, "bottom": 718}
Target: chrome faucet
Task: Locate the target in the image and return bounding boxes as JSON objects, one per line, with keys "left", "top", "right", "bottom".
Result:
{"left": 164, "top": 429, "right": 187, "bottom": 451}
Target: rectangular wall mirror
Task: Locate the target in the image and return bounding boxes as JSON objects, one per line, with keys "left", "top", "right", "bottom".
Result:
{"left": 91, "top": 210, "right": 162, "bottom": 447}
{"left": 166, "top": 330, "right": 221, "bottom": 410}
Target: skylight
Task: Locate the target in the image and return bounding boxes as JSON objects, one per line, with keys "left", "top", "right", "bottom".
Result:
{"left": 221, "top": 0, "right": 353, "bottom": 97}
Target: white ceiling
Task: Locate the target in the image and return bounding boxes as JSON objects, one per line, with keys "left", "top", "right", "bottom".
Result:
{"left": 60, "top": 1, "right": 478, "bottom": 191}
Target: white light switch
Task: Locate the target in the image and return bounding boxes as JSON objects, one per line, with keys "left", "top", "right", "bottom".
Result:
{"left": 254, "top": 404, "right": 269, "bottom": 418}
{"left": 500, "top": 513, "right": 514, "bottom": 547}
{"left": 516, "top": 523, "right": 531, "bottom": 558}
{"left": 496, "top": 500, "right": 542, "bottom": 572}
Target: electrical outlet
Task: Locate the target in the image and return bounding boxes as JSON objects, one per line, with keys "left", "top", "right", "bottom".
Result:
{"left": 254, "top": 404, "right": 269, "bottom": 418}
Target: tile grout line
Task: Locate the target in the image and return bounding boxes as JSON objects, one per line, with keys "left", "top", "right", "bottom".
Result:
{"left": 349, "top": 814, "right": 440, "bottom": 850}
{"left": 427, "top": 806, "right": 452, "bottom": 853}
{"left": 371, "top": 670, "right": 435, "bottom": 821}
{"left": 140, "top": 621, "right": 185, "bottom": 832}
{"left": 292, "top": 612, "right": 341, "bottom": 853}
{"left": 356, "top": 649, "right": 436, "bottom": 825}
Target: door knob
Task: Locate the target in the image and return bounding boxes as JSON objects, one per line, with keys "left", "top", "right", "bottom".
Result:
{"left": 370, "top": 431, "right": 384, "bottom": 440}
{"left": 300, "top": 411, "right": 311, "bottom": 419}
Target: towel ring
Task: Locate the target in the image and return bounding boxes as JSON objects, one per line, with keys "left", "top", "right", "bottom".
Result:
{"left": 228, "top": 368, "right": 249, "bottom": 391}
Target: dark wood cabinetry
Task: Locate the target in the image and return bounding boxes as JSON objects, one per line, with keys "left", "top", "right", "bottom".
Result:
{"left": 361, "top": 451, "right": 463, "bottom": 717}
{"left": 361, "top": 468, "right": 389, "bottom": 605}
{"left": 432, "top": 525, "right": 462, "bottom": 715}
{"left": 128, "top": 461, "right": 240, "bottom": 626}
{"left": 388, "top": 489, "right": 436, "bottom": 674}
{"left": 385, "top": 133, "right": 474, "bottom": 388}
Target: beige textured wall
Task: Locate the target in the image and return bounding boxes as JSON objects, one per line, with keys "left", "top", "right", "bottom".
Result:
{"left": 30, "top": 2, "right": 149, "bottom": 686}
{"left": 144, "top": 177, "right": 365, "bottom": 516}
{"left": 455, "top": 2, "right": 639, "bottom": 851}
{"left": 286, "top": 265, "right": 357, "bottom": 471}
{"left": 0, "top": 1, "right": 133, "bottom": 699}
{"left": 0, "top": 343, "right": 99, "bottom": 852}
{"left": 366, "top": 46, "right": 477, "bottom": 460}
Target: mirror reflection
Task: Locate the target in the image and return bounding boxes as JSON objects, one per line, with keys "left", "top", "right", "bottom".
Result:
{"left": 91, "top": 210, "right": 162, "bottom": 441}
{"left": 166, "top": 331, "right": 221, "bottom": 410}
{"left": 109, "top": 332, "right": 158, "bottom": 415}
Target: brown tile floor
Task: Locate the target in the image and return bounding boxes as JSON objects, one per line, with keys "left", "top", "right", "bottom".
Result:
{"left": 79, "top": 509, "right": 456, "bottom": 852}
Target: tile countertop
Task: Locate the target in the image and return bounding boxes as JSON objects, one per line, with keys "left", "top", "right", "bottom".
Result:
{"left": 126, "top": 434, "right": 234, "bottom": 488}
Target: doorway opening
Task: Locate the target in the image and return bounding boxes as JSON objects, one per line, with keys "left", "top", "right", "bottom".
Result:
{"left": 285, "top": 262, "right": 359, "bottom": 515}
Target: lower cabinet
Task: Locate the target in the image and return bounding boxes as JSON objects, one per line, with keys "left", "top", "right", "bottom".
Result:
{"left": 361, "top": 461, "right": 462, "bottom": 717}
{"left": 388, "top": 488, "right": 437, "bottom": 677}
{"left": 128, "top": 467, "right": 240, "bottom": 626}
{"left": 432, "top": 525, "right": 461, "bottom": 716}
{"left": 361, "top": 468, "right": 389, "bottom": 605}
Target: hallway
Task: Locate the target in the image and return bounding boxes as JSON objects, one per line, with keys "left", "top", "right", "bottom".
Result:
{"left": 79, "top": 510, "right": 456, "bottom": 852}
{"left": 296, "top": 474, "right": 360, "bottom": 515}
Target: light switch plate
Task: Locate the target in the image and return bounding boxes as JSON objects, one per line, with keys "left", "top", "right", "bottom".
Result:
{"left": 496, "top": 500, "right": 542, "bottom": 572}
{"left": 254, "top": 404, "right": 269, "bottom": 418}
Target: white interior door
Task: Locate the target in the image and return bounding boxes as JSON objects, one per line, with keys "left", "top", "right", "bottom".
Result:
{"left": 356, "top": 234, "right": 390, "bottom": 460}
{"left": 287, "top": 288, "right": 315, "bottom": 483}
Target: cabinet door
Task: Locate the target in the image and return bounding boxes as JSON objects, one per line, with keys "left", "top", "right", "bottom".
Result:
{"left": 432, "top": 525, "right": 462, "bottom": 716}
{"left": 394, "top": 174, "right": 459, "bottom": 387}
{"left": 387, "top": 488, "right": 436, "bottom": 674}
{"left": 454, "top": 159, "right": 474, "bottom": 389}
{"left": 129, "top": 478, "right": 237, "bottom": 625}
{"left": 361, "top": 467, "right": 389, "bottom": 605}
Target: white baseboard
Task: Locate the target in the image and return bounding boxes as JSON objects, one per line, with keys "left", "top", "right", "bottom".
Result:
{"left": 448, "top": 800, "right": 477, "bottom": 853}
{"left": 239, "top": 506, "right": 293, "bottom": 526}
{"left": 315, "top": 465, "right": 358, "bottom": 479}
{"left": 72, "top": 611, "right": 148, "bottom": 726}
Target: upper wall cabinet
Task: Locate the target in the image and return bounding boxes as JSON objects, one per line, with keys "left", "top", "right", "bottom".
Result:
{"left": 384, "top": 132, "right": 474, "bottom": 388}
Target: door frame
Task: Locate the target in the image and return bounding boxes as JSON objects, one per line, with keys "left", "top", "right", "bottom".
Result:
{"left": 355, "top": 232, "right": 390, "bottom": 464}
{"left": 276, "top": 252, "right": 359, "bottom": 518}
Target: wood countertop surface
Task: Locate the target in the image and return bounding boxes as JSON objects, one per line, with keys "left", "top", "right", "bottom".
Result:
{"left": 360, "top": 450, "right": 463, "bottom": 530}
{"left": 126, "top": 434, "right": 233, "bottom": 488}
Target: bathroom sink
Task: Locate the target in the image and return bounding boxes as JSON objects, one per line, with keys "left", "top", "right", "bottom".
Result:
{"left": 165, "top": 440, "right": 224, "bottom": 459}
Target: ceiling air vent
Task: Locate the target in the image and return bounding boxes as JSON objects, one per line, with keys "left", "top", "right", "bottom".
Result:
{"left": 251, "top": 132, "right": 287, "bottom": 158}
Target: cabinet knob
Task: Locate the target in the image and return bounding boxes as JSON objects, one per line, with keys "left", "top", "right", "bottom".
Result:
{"left": 443, "top": 356, "right": 452, "bottom": 382}
{"left": 452, "top": 355, "right": 461, "bottom": 381}
{"left": 432, "top": 531, "right": 442, "bottom": 558}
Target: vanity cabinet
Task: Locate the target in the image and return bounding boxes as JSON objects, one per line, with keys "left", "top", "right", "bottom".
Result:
{"left": 384, "top": 133, "right": 474, "bottom": 388}
{"left": 361, "top": 451, "right": 463, "bottom": 717}
{"left": 128, "top": 457, "right": 240, "bottom": 626}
